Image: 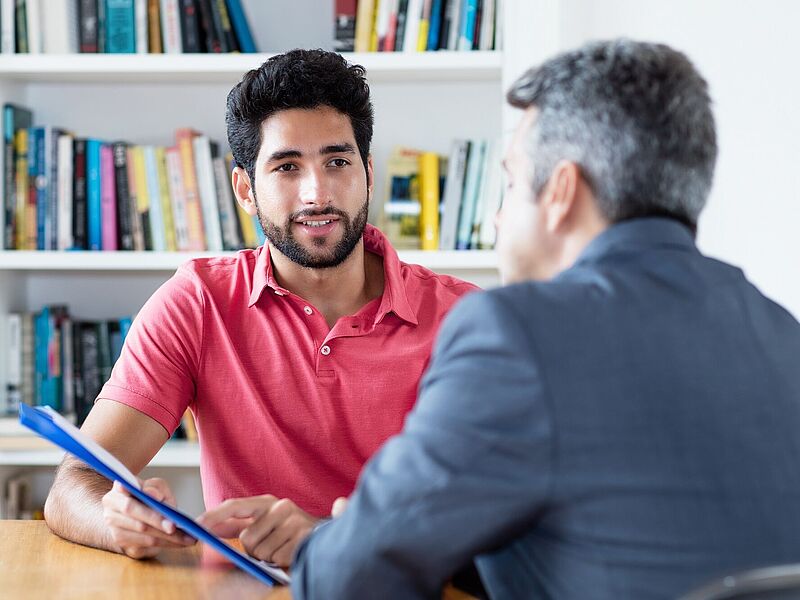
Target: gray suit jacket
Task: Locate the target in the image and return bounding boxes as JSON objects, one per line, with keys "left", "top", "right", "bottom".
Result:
{"left": 291, "top": 218, "right": 800, "bottom": 599}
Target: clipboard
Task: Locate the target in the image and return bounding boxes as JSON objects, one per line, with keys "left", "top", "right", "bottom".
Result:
{"left": 19, "top": 403, "right": 290, "bottom": 587}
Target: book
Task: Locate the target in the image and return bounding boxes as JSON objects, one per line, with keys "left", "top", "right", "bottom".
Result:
{"left": 402, "top": 0, "right": 422, "bottom": 53}
{"left": 212, "top": 154, "right": 241, "bottom": 250}
{"left": 111, "top": 142, "right": 135, "bottom": 250}
{"left": 100, "top": 143, "right": 118, "bottom": 251}
{"left": 333, "top": 0, "right": 356, "bottom": 52}
{"left": 56, "top": 133, "right": 74, "bottom": 251}
{"left": 214, "top": 0, "right": 237, "bottom": 52}
{"left": 143, "top": 145, "right": 167, "bottom": 251}
{"left": 135, "top": 0, "right": 148, "bottom": 53}
{"left": 394, "top": 0, "right": 409, "bottom": 50}
{"left": 416, "top": 0, "right": 432, "bottom": 51}
{"left": 160, "top": 0, "right": 181, "bottom": 53}
{"left": 3, "top": 104, "right": 32, "bottom": 249}
{"left": 192, "top": 135, "right": 223, "bottom": 251}
{"left": 42, "top": 0, "right": 79, "bottom": 53}
{"left": 458, "top": 0, "right": 477, "bottom": 50}
{"left": 224, "top": 0, "right": 255, "bottom": 52}
{"left": 15, "top": 128, "right": 32, "bottom": 249}
{"left": 455, "top": 138, "right": 485, "bottom": 249}
{"left": 72, "top": 138, "right": 88, "bottom": 249}
{"left": 25, "top": 0, "right": 41, "bottom": 54}
{"left": 106, "top": 0, "right": 136, "bottom": 53}
{"left": 5, "top": 313, "right": 22, "bottom": 415}
{"left": 178, "top": 0, "right": 201, "bottom": 52}
{"left": 130, "top": 145, "right": 153, "bottom": 250}
{"left": 86, "top": 139, "right": 103, "bottom": 250}
{"left": 19, "top": 404, "right": 290, "bottom": 586}
{"left": 164, "top": 145, "right": 191, "bottom": 250}
{"left": 439, "top": 139, "right": 469, "bottom": 251}
{"left": 147, "top": 0, "right": 162, "bottom": 52}
{"left": 418, "top": 151, "right": 440, "bottom": 250}
{"left": 1, "top": 0, "right": 15, "bottom": 53}
{"left": 154, "top": 146, "right": 177, "bottom": 251}
{"left": 175, "top": 128, "right": 206, "bottom": 250}
{"left": 426, "top": 0, "right": 443, "bottom": 50}
{"left": 14, "top": 0, "right": 27, "bottom": 53}
{"left": 195, "top": 0, "right": 221, "bottom": 52}
{"left": 381, "top": 146, "right": 422, "bottom": 249}
{"left": 354, "top": 0, "right": 375, "bottom": 53}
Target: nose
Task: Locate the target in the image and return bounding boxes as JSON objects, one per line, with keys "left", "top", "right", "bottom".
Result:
{"left": 299, "top": 167, "right": 331, "bottom": 207}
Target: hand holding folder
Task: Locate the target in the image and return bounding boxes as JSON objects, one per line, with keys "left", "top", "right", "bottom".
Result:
{"left": 19, "top": 404, "right": 290, "bottom": 587}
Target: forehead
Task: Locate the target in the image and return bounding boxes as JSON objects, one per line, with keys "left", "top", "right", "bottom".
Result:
{"left": 258, "top": 106, "right": 355, "bottom": 150}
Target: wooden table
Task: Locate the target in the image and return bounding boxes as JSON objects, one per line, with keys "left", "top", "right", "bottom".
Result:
{"left": 0, "top": 521, "right": 476, "bottom": 599}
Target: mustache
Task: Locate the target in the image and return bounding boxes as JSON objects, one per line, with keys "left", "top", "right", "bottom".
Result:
{"left": 289, "top": 207, "right": 349, "bottom": 221}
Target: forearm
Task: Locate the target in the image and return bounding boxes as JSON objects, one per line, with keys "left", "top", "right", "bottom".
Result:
{"left": 43, "top": 457, "right": 118, "bottom": 552}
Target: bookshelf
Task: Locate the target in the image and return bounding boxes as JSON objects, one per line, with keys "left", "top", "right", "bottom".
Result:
{"left": 0, "top": 0, "right": 551, "bottom": 516}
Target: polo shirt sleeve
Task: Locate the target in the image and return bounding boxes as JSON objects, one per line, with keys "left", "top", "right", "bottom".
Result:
{"left": 291, "top": 290, "right": 554, "bottom": 599}
{"left": 98, "top": 267, "right": 204, "bottom": 435}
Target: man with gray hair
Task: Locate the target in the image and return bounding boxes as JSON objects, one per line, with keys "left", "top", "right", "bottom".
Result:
{"left": 290, "top": 40, "right": 800, "bottom": 599}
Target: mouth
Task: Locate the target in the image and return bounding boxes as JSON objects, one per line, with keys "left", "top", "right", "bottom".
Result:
{"left": 293, "top": 216, "right": 340, "bottom": 237}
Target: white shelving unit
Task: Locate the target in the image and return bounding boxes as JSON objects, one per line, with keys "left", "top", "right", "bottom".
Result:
{"left": 0, "top": 0, "right": 551, "bottom": 516}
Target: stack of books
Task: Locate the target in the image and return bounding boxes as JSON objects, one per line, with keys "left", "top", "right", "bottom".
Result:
{"left": 0, "top": 0, "right": 257, "bottom": 54}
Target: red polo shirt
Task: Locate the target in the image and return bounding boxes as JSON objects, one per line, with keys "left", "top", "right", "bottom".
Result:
{"left": 99, "top": 225, "right": 476, "bottom": 515}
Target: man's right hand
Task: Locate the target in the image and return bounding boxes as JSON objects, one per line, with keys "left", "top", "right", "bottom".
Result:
{"left": 101, "top": 478, "right": 195, "bottom": 559}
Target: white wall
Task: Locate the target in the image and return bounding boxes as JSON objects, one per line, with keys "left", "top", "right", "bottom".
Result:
{"left": 553, "top": 0, "right": 800, "bottom": 317}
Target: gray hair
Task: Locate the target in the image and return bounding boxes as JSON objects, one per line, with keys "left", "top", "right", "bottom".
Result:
{"left": 507, "top": 39, "right": 717, "bottom": 230}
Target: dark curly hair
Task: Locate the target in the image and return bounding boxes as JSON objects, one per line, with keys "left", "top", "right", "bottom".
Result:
{"left": 226, "top": 49, "right": 374, "bottom": 186}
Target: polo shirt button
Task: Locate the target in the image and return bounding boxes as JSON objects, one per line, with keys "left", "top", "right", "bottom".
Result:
{"left": 304, "top": 306, "right": 313, "bottom": 315}
{"left": 320, "top": 345, "right": 331, "bottom": 356}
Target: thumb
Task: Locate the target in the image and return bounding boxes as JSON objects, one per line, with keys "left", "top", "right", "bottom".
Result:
{"left": 331, "top": 496, "right": 349, "bottom": 518}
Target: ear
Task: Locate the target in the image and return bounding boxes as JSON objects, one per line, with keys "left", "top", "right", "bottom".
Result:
{"left": 366, "top": 155, "right": 374, "bottom": 203}
{"left": 232, "top": 167, "right": 257, "bottom": 217}
{"left": 541, "top": 160, "right": 580, "bottom": 233}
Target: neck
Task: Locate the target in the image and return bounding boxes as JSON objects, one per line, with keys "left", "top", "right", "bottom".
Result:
{"left": 270, "top": 240, "right": 385, "bottom": 328}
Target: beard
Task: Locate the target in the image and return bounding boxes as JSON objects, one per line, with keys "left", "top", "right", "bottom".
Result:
{"left": 257, "top": 196, "right": 370, "bottom": 269}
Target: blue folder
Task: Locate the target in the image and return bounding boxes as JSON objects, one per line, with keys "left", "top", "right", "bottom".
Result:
{"left": 19, "top": 404, "right": 289, "bottom": 587}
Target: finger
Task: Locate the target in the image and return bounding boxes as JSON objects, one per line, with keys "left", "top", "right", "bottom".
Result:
{"left": 271, "top": 534, "right": 303, "bottom": 568}
{"left": 201, "top": 516, "right": 255, "bottom": 539}
{"left": 249, "top": 524, "right": 294, "bottom": 564}
{"left": 142, "top": 478, "right": 178, "bottom": 508}
{"left": 105, "top": 482, "right": 178, "bottom": 535}
{"left": 238, "top": 499, "right": 295, "bottom": 552}
{"left": 105, "top": 511, "right": 194, "bottom": 546}
{"left": 331, "top": 497, "right": 349, "bottom": 518}
{"left": 198, "top": 496, "right": 276, "bottom": 529}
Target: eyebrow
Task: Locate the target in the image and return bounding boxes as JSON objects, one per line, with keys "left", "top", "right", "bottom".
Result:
{"left": 266, "top": 143, "right": 357, "bottom": 164}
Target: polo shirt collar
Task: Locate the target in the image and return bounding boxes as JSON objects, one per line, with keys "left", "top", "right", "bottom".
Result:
{"left": 247, "top": 224, "right": 418, "bottom": 326}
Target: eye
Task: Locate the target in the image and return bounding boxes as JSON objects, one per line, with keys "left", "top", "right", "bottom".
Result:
{"left": 328, "top": 158, "right": 350, "bottom": 168}
{"left": 275, "top": 163, "right": 297, "bottom": 172}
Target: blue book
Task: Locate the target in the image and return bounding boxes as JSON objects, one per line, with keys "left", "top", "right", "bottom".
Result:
{"left": 86, "top": 139, "right": 103, "bottom": 251}
{"left": 105, "top": 0, "right": 135, "bottom": 53}
{"left": 19, "top": 404, "right": 289, "bottom": 587}
{"left": 458, "top": 0, "right": 477, "bottom": 51}
{"left": 225, "top": 0, "right": 257, "bottom": 52}
{"left": 455, "top": 139, "right": 485, "bottom": 249}
{"left": 427, "top": 0, "right": 444, "bottom": 50}
{"left": 29, "top": 127, "right": 48, "bottom": 250}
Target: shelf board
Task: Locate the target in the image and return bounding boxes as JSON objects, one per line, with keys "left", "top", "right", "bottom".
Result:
{"left": 0, "top": 51, "right": 502, "bottom": 84}
{"left": 0, "top": 440, "right": 200, "bottom": 467}
{"left": 0, "top": 250, "right": 497, "bottom": 271}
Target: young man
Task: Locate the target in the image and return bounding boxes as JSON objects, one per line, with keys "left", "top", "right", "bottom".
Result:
{"left": 43, "top": 49, "right": 475, "bottom": 566}
{"left": 290, "top": 40, "right": 800, "bottom": 599}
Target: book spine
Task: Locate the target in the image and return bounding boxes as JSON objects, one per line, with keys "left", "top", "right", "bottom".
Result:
{"left": 418, "top": 151, "right": 440, "bottom": 250}
{"left": 439, "top": 139, "right": 469, "bottom": 250}
{"left": 147, "top": 0, "right": 162, "bottom": 52}
{"left": 175, "top": 129, "right": 206, "bottom": 250}
{"left": 458, "top": 0, "right": 477, "bottom": 51}
{"left": 14, "top": 0, "right": 27, "bottom": 54}
{"left": 78, "top": 322, "right": 100, "bottom": 425}
{"left": 207, "top": 0, "right": 228, "bottom": 51}
{"left": 154, "top": 146, "right": 177, "bottom": 251}
{"left": 26, "top": 128, "right": 38, "bottom": 249}
{"left": 100, "top": 143, "right": 118, "bottom": 251}
{"left": 447, "top": 0, "right": 461, "bottom": 49}
{"left": 21, "top": 313, "right": 34, "bottom": 406}
{"left": 215, "top": 0, "right": 237, "bottom": 52}
{"left": 2, "top": 105, "right": 14, "bottom": 248}
{"left": 125, "top": 147, "right": 143, "bottom": 250}
{"left": 179, "top": 0, "right": 200, "bottom": 52}
{"left": 354, "top": 0, "right": 375, "bottom": 53}
{"left": 478, "top": 140, "right": 503, "bottom": 249}
{"left": 224, "top": 0, "right": 255, "bottom": 52}
{"left": 56, "top": 133, "right": 74, "bottom": 250}
{"left": 72, "top": 139, "right": 88, "bottom": 249}
{"left": 61, "top": 317, "right": 74, "bottom": 415}
{"left": 15, "top": 129, "right": 30, "bottom": 249}
{"left": 394, "top": 0, "right": 409, "bottom": 51}
{"left": 426, "top": 0, "right": 443, "bottom": 50}
{"left": 130, "top": 146, "right": 152, "bottom": 250}
{"left": 417, "top": 0, "right": 432, "bottom": 52}
{"left": 135, "top": 0, "right": 148, "bottom": 53}
{"left": 402, "top": 0, "right": 422, "bottom": 53}
{"left": 78, "top": 0, "right": 99, "bottom": 52}
{"left": 478, "top": 0, "right": 494, "bottom": 50}
{"left": 106, "top": 0, "right": 136, "bottom": 53}
{"left": 97, "top": 0, "right": 107, "bottom": 52}
{"left": 71, "top": 319, "right": 85, "bottom": 425}
{"left": 1, "top": 0, "right": 15, "bottom": 54}
{"left": 165, "top": 146, "right": 190, "bottom": 250}
{"left": 212, "top": 155, "right": 240, "bottom": 250}
{"left": 32, "top": 127, "right": 46, "bottom": 250}
{"left": 6, "top": 313, "right": 22, "bottom": 414}
{"left": 195, "top": 0, "right": 221, "bottom": 53}
{"left": 25, "top": 0, "right": 42, "bottom": 54}
{"left": 333, "top": 0, "right": 356, "bottom": 53}
{"left": 111, "top": 142, "right": 134, "bottom": 250}
{"left": 46, "top": 127, "right": 59, "bottom": 250}
{"left": 192, "top": 135, "right": 223, "bottom": 251}
{"left": 471, "top": 0, "right": 482, "bottom": 49}
{"left": 469, "top": 138, "right": 494, "bottom": 248}
{"left": 143, "top": 145, "right": 166, "bottom": 251}
{"left": 455, "top": 139, "right": 485, "bottom": 249}
{"left": 86, "top": 139, "right": 103, "bottom": 250}
{"left": 160, "top": 0, "right": 181, "bottom": 53}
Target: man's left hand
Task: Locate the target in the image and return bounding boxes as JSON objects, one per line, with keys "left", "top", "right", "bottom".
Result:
{"left": 197, "top": 495, "right": 318, "bottom": 567}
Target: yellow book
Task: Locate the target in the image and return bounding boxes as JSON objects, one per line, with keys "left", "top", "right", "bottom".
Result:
{"left": 14, "top": 129, "right": 30, "bottom": 249}
{"left": 175, "top": 129, "right": 206, "bottom": 251}
{"left": 418, "top": 151, "right": 440, "bottom": 250}
{"left": 155, "top": 147, "right": 177, "bottom": 252}
{"left": 354, "top": 0, "right": 376, "bottom": 52}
